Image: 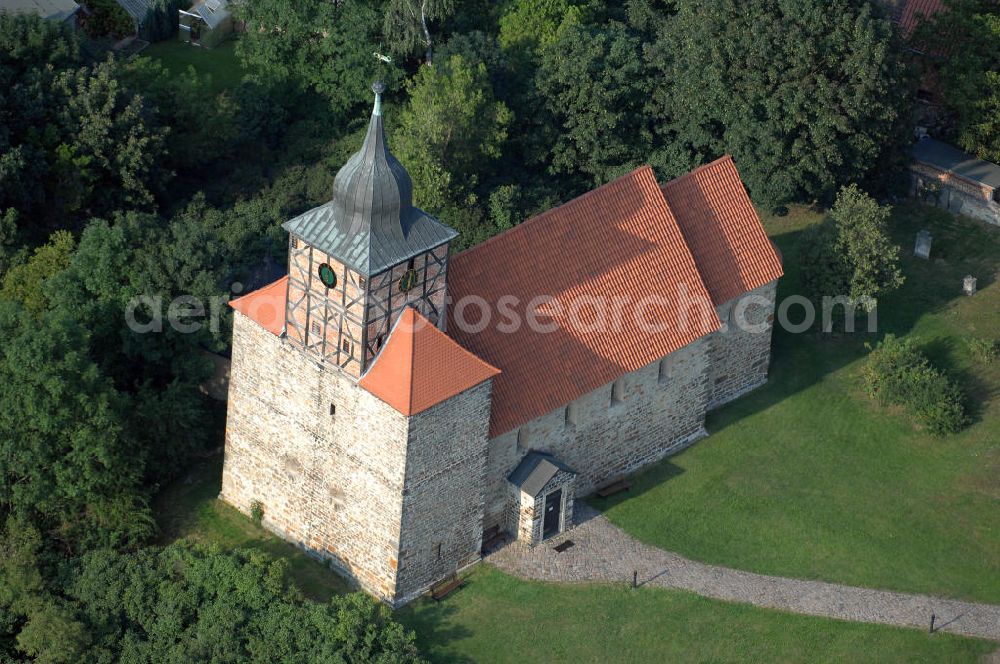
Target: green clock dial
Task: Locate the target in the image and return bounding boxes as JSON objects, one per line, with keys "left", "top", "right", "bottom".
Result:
{"left": 318, "top": 263, "right": 337, "bottom": 289}
{"left": 398, "top": 269, "right": 418, "bottom": 293}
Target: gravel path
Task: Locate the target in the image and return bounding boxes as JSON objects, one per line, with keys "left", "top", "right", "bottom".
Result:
{"left": 487, "top": 505, "right": 1000, "bottom": 642}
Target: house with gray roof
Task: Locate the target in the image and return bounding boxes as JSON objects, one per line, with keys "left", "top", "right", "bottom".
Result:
{"left": 178, "top": 0, "right": 233, "bottom": 48}
{"left": 910, "top": 137, "right": 1000, "bottom": 227}
{"left": 0, "top": 0, "right": 81, "bottom": 26}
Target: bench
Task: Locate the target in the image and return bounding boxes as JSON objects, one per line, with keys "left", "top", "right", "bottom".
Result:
{"left": 596, "top": 479, "right": 631, "bottom": 498}
{"left": 431, "top": 575, "right": 463, "bottom": 601}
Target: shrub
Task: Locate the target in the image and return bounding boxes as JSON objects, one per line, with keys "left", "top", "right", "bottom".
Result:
{"left": 967, "top": 337, "right": 998, "bottom": 364}
{"left": 250, "top": 500, "right": 264, "bottom": 525}
{"left": 863, "top": 334, "right": 968, "bottom": 435}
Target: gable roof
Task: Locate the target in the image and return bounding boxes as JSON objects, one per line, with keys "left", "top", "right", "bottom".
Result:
{"left": 189, "top": 0, "right": 230, "bottom": 29}
{"left": 115, "top": 0, "right": 154, "bottom": 22}
{"left": 508, "top": 452, "right": 575, "bottom": 497}
{"left": 913, "top": 137, "right": 1000, "bottom": 190}
{"left": 660, "top": 156, "right": 784, "bottom": 306}
{"left": 897, "top": 0, "right": 946, "bottom": 38}
{"left": 229, "top": 276, "right": 287, "bottom": 336}
{"left": 448, "top": 166, "right": 721, "bottom": 439}
{"left": 0, "top": 0, "right": 79, "bottom": 21}
{"left": 359, "top": 307, "right": 500, "bottom": 416}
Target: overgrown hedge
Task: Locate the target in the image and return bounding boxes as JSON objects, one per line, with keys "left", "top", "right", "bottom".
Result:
{"left": 862, "top": 334, "right": 968, "bottom": 435}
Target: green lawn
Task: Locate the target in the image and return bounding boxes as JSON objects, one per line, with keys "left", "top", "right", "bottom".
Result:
{"left": 398, "top": 566, "right": 994, "bottom": 663}
{"left": 155, "top": 435, "right": 995, "bottom": 662}
{"left": 142, "top": 39, "right": 244, "bottom": 95}
{"left": 595, "top": 202, "right": 1000, "bottom": 603}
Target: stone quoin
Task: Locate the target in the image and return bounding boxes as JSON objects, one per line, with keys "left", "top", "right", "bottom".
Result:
{"left": 221, "top": 83, "right": 784, "bottom": 607}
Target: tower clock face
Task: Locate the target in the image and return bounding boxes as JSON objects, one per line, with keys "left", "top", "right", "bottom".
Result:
{"left": 318, "top": 263, "right": 337, "bottom": 289}
{"left": 398, "top": 269, "right": 418, "bottom": 293}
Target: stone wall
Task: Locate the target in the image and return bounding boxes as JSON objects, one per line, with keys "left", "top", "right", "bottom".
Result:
{"left": 221, "top": 312, "right": 409, "bottom": 602}
{"left": 394, "top": 380, "right": 494, "bottom": 604}
{"left": 706, "top": 281, "right": 778, "bottom": 410}
{"left": 910, "top": 163, "right": 1000, "bottom": 227}
{"left": 482, "top": 337, "right": 711, "bottom": 533}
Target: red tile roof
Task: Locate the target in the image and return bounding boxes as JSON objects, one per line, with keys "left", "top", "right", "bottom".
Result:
{"left": 898, "top": 0, "right": 946, "bottom": 38}
{"left": 448, "top": 166, "right": 721, "bottom": 438}
{"left": 660, "top": 156, "right": 784, "bottom": 306}
{"left": 359, "top": 307, "right": 500, "bottom": 415}
{"left": 229, "top": 276, "right": 287, "bottom": 336}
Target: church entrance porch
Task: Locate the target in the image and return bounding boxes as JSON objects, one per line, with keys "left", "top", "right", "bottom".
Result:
{"left": 507, "top": 452, "right": 576, "bottom": 545}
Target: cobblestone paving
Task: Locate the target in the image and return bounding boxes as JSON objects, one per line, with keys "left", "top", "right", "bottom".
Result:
{"left": 487, "top": 505, "right": 1000, "bottom": 642}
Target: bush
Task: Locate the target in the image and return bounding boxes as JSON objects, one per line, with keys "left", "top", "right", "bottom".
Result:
{"left": 863, "top": 334, "right": 968, "bottom": 435}
{"left": 967, "top": 337, "right": 998, "bottom": 364}
{"left": 82, "top": 0, "right": 134, "bottom": 38}
{"left": 250, "top": 500, "right": 264, "bottom": 525}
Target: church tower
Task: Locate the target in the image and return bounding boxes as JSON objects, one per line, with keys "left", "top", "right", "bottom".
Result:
{"left": 282, "top": 82, "right": 457, "bottom": 377}
{"left": 222, "top": 83, "right": 496, "bottom": 606}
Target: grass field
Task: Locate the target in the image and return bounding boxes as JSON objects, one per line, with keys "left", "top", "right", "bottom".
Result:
{"left": 142, "top": 39, "right": 244, "bottom": 95}
{"left": 398, "top": 566, "right": 994, "bottom": 663}
{"left": 595, "top": 202, "right": 1000, "bottom": 603}
{"left": 153, "top": 467, "right": 995, "bottom": 662}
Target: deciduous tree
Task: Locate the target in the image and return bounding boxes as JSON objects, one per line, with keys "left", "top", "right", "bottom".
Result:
{"left": 652, "top": 0, "right": 913, "bottom": 207}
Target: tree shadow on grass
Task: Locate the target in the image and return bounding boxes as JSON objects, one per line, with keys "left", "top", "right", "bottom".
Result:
{"left": 397, "top": 588, "right": 477, "bottom": 664}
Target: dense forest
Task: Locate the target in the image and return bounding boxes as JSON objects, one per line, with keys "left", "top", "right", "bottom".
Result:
{"left": 0, "top": 0, "right": 997, "bottom": 660}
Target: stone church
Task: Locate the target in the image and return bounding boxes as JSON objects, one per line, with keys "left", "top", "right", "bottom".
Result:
{"left": 221, "top": 84, "right": 784, "bottom": 606}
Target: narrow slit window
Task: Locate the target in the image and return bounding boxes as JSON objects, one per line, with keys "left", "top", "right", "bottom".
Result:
{"left": 311, "top": 321, "right": 321, "bottom": 335}
{"left": 342, "top": 339, "right": 352, "bottom": 355}
{"left": 611, "top": 379, "right": 625, "bottom": 407}
{"left": 658, "top": 358, "right": 671, "bottom": 386}
{"left": 565, "top": 402, "right": 578, "bottom": 428}
{"left": 329, "top": 403, "right": 336, "bottom": 416}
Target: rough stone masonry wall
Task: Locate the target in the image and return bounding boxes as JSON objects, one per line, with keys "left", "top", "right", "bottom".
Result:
{"left": 482, "top": 337, "right": 711, "bottom": 534}
{"left": 910, "top": 163, "right": 1000, "bottom": 227}
{"left": 221, "top": 313, "right": 409, "bottom": 602}
{"left": 706, "top": 281, "right": 778, "bottom": 410}
{"left": 393, "top": 380, "right": 494, "bottom": 604}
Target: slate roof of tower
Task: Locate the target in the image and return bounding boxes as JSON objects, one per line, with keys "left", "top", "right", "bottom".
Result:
{"left": 358, "top": 307, "right": 500, "bottom": 416}
{"left": 448, "top": 165, "right": 723, "bottom": 439}
{"left": 283, "top": 86, "right": 457, "bottom": 277}
{"left": 660, "top": 156, "right": 784, "bottom": 306}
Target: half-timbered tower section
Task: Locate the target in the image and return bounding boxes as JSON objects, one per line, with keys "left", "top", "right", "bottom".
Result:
{"left": 282, "top": 82, "right": 456, "bottom": 378}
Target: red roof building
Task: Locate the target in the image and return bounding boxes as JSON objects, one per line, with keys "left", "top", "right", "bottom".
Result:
{"left": 358, "top": 307, "right": 500, "bottom": 416}
{"left": 448, "top": 165, "right": 722, "bottom": 438}
{"left": 661, "top": 156, "right": 784, "bottom": 306}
